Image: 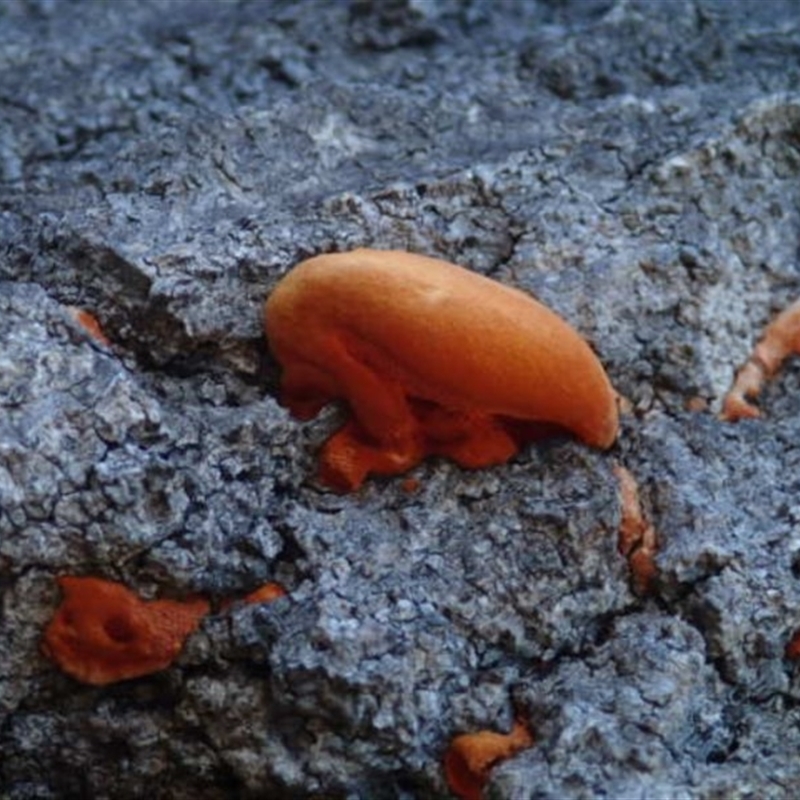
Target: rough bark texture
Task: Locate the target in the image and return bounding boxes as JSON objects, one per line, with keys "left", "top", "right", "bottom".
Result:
{"left": 2, "top": 1, "right": 800, "bottom": 798}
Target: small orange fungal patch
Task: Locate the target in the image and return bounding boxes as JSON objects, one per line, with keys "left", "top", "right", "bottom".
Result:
{"left": 42, "top": 576, "right": 209, "bottom": 685}
{"left": 785, "top": 627, "right": 800, "bottom": 661}
{"left": 66, "top": 306, "right": 111, "bottom": 347}
{"left": 685, "top": 395, "right": 709, "bottom": 413}
{"left": 400, "top": 476, "right": 421, "bottom": 494}
{"left": 265, "top": 249, "right": 618, "bottom": 491}
{"left": 443, "top": 719, "right": 534, "bottom": 800}
{"left": 721, "top": 297, "right": 800, "bottom": 422}
{"left": 242, "top": 581, "right": 287, "bottom": 605}
{"left": 614, "top": 464, "right": 658, "bottom": 596}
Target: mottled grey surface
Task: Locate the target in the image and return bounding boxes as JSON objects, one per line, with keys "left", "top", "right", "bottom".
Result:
{"left": 2, "top": 0, "right": 800, "bottom": 798}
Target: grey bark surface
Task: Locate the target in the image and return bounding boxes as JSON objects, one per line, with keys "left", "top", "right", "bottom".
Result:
{"left": 2, "top": 0, "right": 800, "bottom": 798}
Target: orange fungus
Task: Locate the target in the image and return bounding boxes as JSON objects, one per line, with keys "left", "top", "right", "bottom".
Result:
{"left": 443, "top": 719, "right": 534, "bottom": 800}
{"left": 614, "top": 463, "right": 658, "bottom": 596}
{"left": 264, "top": 249, "right": 618, "bottom": 491}
{"left": 66, "top": 306, "right": 111, "bottom": 347}
{"left": 786, "top": 628, "right": 800, "bottom": 661}
{"left": 42, "top": 576, "right": 209, "bottom": 685}
{"left": 242, "top": 581, "right": 287, "bottom": 605}
{"left": 722, "top": 297, "right": 800, "bottom": 422}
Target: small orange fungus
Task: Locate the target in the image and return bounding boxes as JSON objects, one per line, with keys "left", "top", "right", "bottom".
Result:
{"left": 42, "top": 576, "right": 209, "bottom": 685}
{"left": 66, "top": 306, "right": 110, "bottom": 347}
{"left": 242, "top": 581, "right": 287, "bottom": 605}
{"left": 265, "top": 249, "right": 618, "bottom": 491}
{"left": 443, "top": 719, "right": 534, "bottom": 800}
{"left": 785, "top": 628, "right": 800, "bottom": 661}
{"left": 722, "top": 297, "right": 800, "bottom": 421}
{"left": 400, "top": 476, "right": 421, "bottom": 494}
{"left": 614, "top": 464, "right": 658, "bottom": 596}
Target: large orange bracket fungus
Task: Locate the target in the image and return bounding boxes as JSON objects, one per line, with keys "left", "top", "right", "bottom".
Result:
{"left": 443, "top": 719, "right": 534, "bottom": 800}
{"left": 722, "top": 297, "right": 800, "bottom": 422}
{"left": 42, "top": 576, "right": 210, "bottom": 685}
{"left": 265, "top": 248, "right": 619, "bottom": 491}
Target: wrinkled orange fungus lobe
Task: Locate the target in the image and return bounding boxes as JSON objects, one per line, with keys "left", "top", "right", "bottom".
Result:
{"left": 265, "top": 249, "right": 618, "bottom": 491}
{"left": 722, "top": 297, "right": 800, "bottom": 422}
{"left": 443, "top": 719, "right": 534, "bottom": 800}
{"left": 42, "top": 576, "right": 209, "bottom": 685}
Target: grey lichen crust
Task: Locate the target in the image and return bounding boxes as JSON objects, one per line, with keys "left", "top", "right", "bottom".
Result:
{"left": 3, "top": 0, "right": 800, "bottom": 798}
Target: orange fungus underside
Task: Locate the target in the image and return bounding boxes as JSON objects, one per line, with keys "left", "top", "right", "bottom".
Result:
{"left": 41, "top": 576, "right": 210, "bottom": 685}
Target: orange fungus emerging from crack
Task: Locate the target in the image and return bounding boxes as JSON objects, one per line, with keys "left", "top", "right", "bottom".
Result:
{"left": 722, "top": 297, "right": 800, "bottom": 422}
{"left": 41, "top": 576, "right": 209, "bottom": 685}
{"left": 443, "top": 719, "right": 534, "bottom": 800}
{"left": 614, "top": 463, "right": 658, "bottom": 596}
{"left": 264, "top": 249, "right": 618, "bottom": 491}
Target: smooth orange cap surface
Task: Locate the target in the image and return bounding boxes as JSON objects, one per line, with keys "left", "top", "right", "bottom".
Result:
{"left": 265, "top": 249, "right": 618, "bottom": 490}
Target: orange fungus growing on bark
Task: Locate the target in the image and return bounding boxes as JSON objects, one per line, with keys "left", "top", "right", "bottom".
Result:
{"left": 264, "top": 249, "right": 618, "bottom": 491}
{"left": 785, "top": 627, "right": 800, "bottom": 661}
{"left": 443, "top": 719, "right": 534, "bottom": 800}
{"left": 66, "top": 306, "right": 111, "bottom": 347}
{"left": 614, "top": 463, "right": 659, "bottom": 596}
{"left": 41, "top": 576, "right": 209, "bottom": 685}
{"left": 242, "top": 581, "right": 287, "bottom": 605}
{"left": 722, "top": 297, "right": 800, "bottom": 422}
